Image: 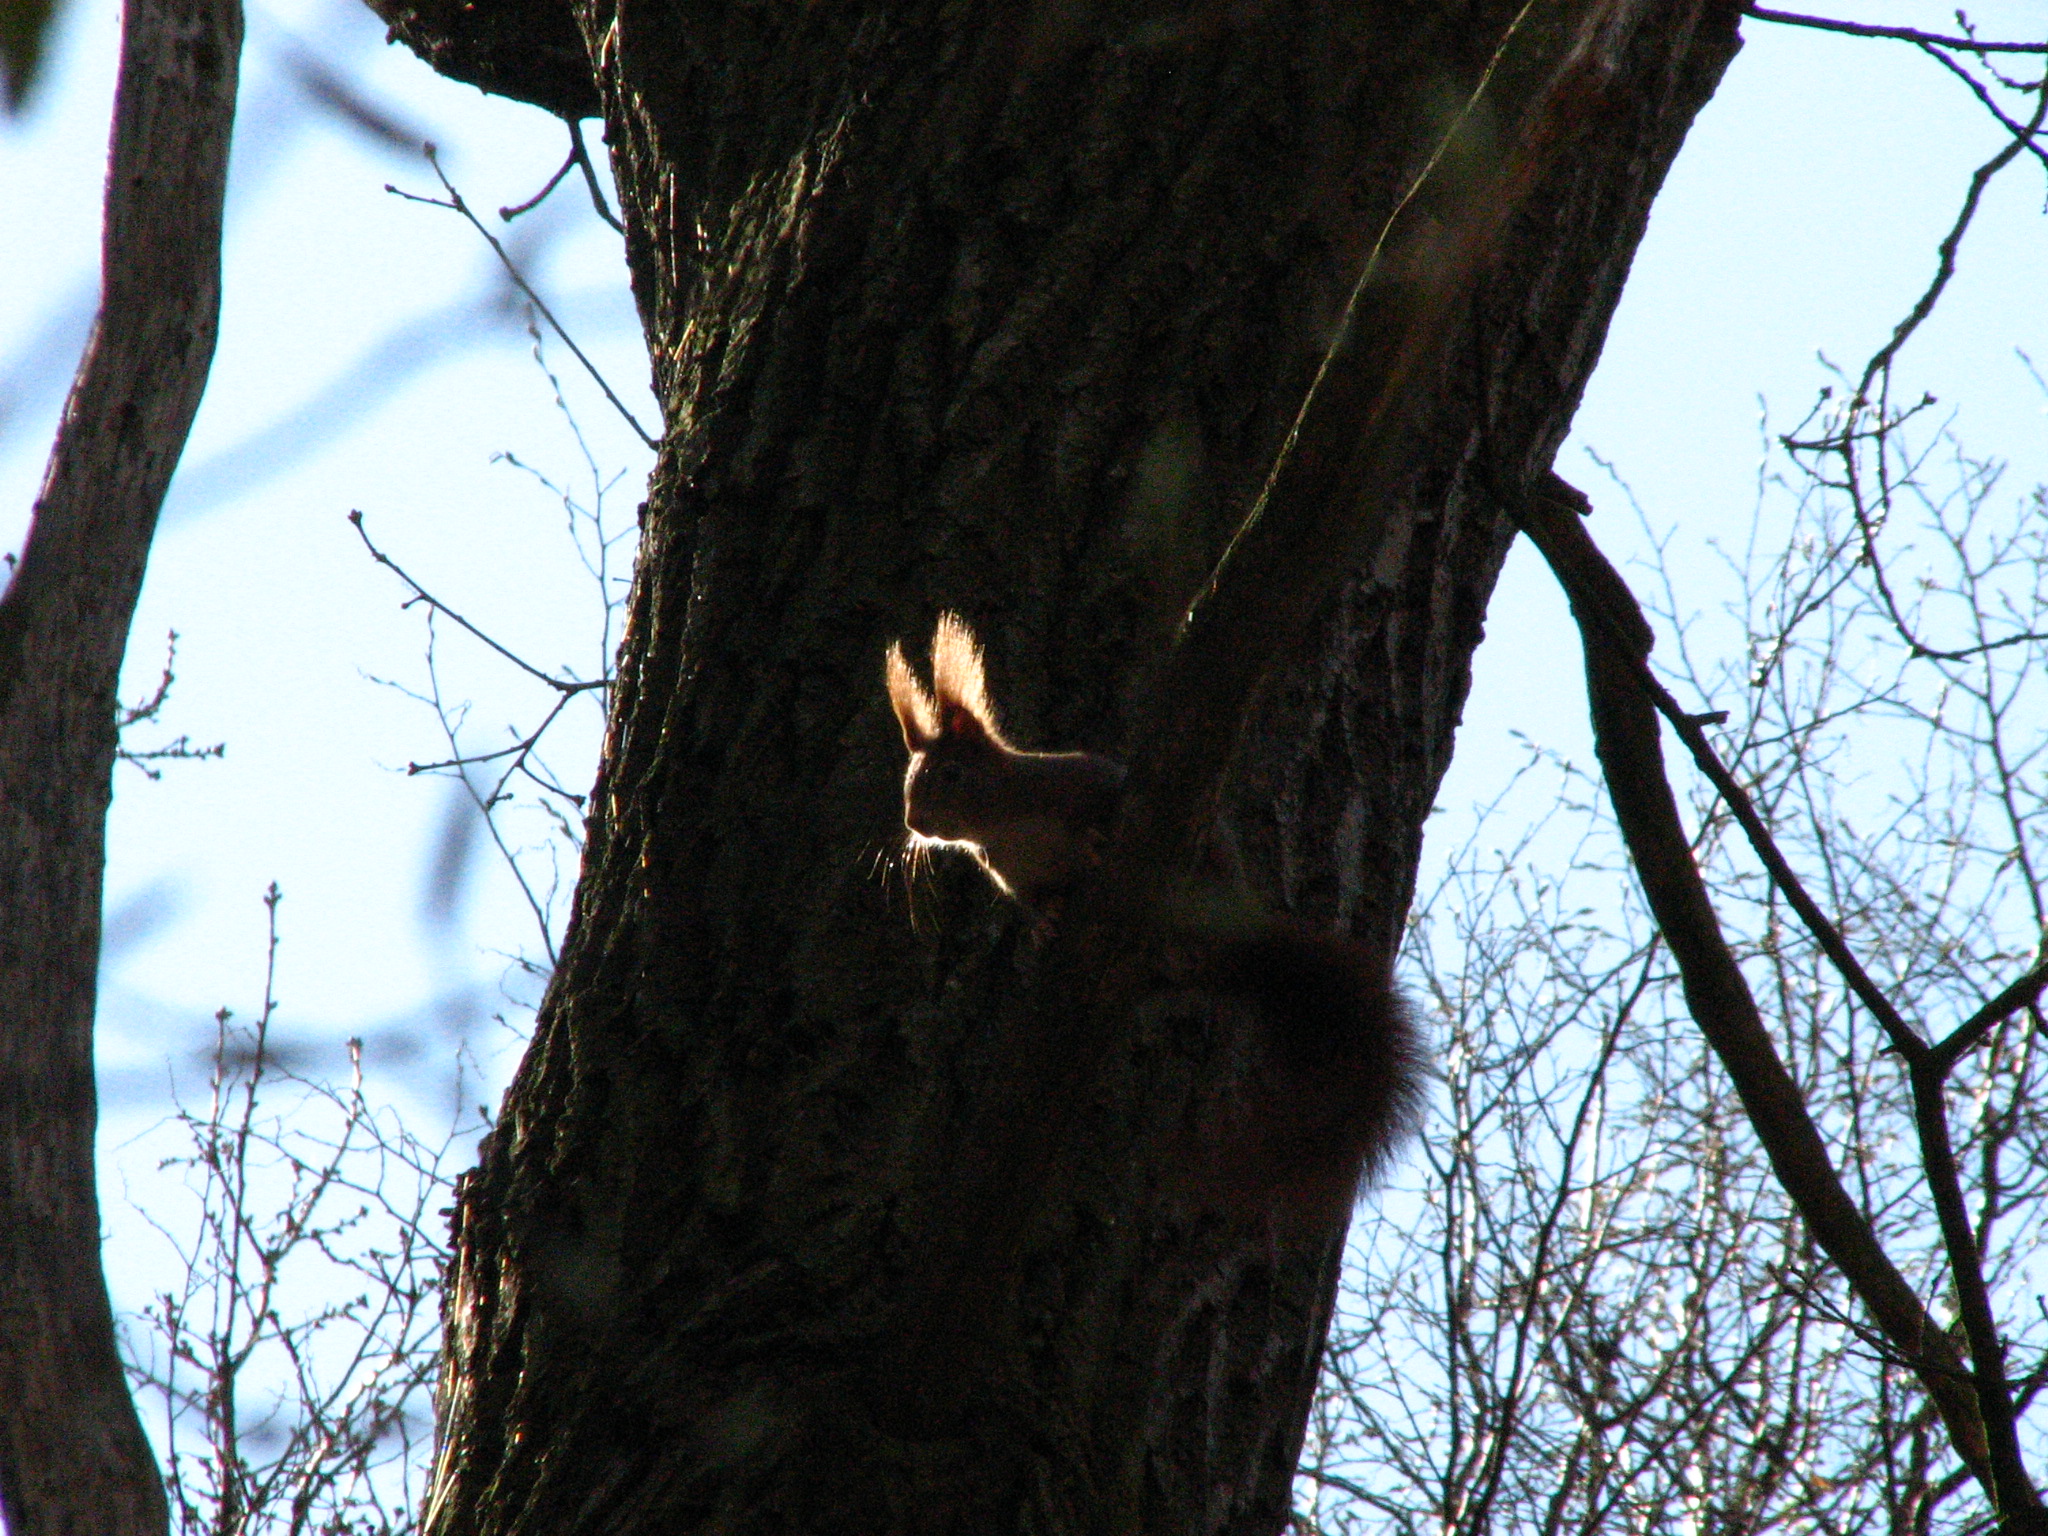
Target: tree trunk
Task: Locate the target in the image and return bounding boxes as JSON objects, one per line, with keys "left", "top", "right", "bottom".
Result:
{"left": 385, "top": 3, "right": 1744, "bottom": 1531}
{"left": 0, "top": 0, "right": 240, "bottom": 1529}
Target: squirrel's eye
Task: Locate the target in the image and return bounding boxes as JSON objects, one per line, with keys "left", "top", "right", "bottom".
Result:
{"left": 933, "top": 762, "right": 963, "bottom": 786}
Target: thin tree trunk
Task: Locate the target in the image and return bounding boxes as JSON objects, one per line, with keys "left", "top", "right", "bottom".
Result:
{"left": 372, "top": 2, "right": 1746, "bottom": 1530}
{"left": 0, "top": 0, "right": 241, "bottom": 1526}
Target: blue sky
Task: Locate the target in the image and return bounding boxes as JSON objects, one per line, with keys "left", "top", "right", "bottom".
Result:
{"left": 1, "top": 0, "right": 2043, "bottom": 1338}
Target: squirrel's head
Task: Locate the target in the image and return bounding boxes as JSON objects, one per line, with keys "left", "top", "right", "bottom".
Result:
{"left": 886, "top": 613, "right": 1016, "bottom": 846}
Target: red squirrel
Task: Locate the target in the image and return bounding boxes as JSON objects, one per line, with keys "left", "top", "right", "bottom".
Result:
{"left": 886, "top": 613, "right": 1127, "bottom": 903}
{"left": 884, "top": 613, "right": 1423, "bottom": 1210}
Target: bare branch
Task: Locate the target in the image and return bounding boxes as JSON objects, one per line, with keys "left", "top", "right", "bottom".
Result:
{"left": 498, "top": 140, "right": 578, "bottom": 222}
{"left": 349, "top": 510, "right": 610, "bottom": 696}
{"left": 129, "top": 890, "right": 455, "bottom": 1533}
{"left": 1742, "top": 7, "right": 2048, "bottom": 55}
{"left": 1511, "top": 479, "right": 2001, "bottom": 1500}
{"left": 1933, "top": 952, "right": 2048, "bottom": 1073}
{"left": 1855, "top": 83, "right": 2048, "bottom": 401}
{"left": 388, "top": 145, "right": 656, "bottom": 448}
{"left": 1517, "top": 476, "right": 1928, "bottom": 1064}
{"left": 1908, "top": 1053, "right": 2039, "bottom": 1533}
{"left": 566, "top": 117, "right": 624, "bottom": 234}
{"left": 115, "top": 630, "right": 225, "bottom": 778}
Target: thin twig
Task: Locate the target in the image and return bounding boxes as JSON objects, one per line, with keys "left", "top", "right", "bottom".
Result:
{"left": 348, "top": 510, "right": 610, "bottom": 695}
{"left": 416, "top": 617, "right": 566, "bottom": 968}
{"left": 1854, "top": 81, "right": 2048, "bottom": 401}
{"left": 499, "top": 144, "right": 577, "bottom": 222}
{"left": 1742, "top": 7, "right": 2048, "bottom": 54}
{"left": 1458, "top": 957, "right": 1650, "bottom": 1536}
{"left": 387, "top": 145, "right": 656, "bottom": 448}
{"left": 567, "top": 118, "right": 625, "bottom": 234}
{"left": 498, "top": 118, "right": 627, "bottom": 235}
{"left": 114, "top": 628, "right": 226, "bottom": 777}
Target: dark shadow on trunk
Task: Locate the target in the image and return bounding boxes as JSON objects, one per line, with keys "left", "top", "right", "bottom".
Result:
{"left": 372, "top": 3, "right": 1748, "bottom": 1531}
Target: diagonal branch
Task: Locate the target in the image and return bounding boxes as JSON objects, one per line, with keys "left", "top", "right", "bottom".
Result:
{"left": 1854, "top": 79, "right": 2047, "bottom": 405}
{"left": 1932, "top": 954, "right": 2048, "bottom": 1074}
{"left": 1512, "top": 478, "right": 2046, "bottom": 1524}
{"left": 349, "top": 510, "right": 610, "bottom": 695}
{"left": 1516, "top": 476, "right": 1927, "bottom": 1064}
{"left": 387, "top": 146, "right": 657, "bottom": 449}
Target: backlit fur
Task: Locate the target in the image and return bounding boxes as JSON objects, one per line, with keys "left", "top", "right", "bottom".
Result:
{"left": 884, "top": 613, "right": 1122, "bottom": 901}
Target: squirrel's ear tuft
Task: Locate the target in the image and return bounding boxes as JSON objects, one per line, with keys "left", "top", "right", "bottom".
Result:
{"left": 886, "top": 641, "right": 938, "bottom": 753}
{"left": 929, "top": 612, "right": 1006, "bottom": 745}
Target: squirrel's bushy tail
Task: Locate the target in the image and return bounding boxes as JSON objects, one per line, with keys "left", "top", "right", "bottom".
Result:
{"left": 1193, "top": 924, "right": 1425, "bottom": 1222}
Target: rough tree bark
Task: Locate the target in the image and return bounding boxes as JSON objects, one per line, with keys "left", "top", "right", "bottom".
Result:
{"left": 0, "top": 0, "right": 241, "bottom": 1529}
{"left": 360, "top": 2, "right": 1744, "bottom": 1531}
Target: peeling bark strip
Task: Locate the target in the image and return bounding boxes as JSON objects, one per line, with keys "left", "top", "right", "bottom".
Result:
{"left": 0, "top": 0, "right": 241, "bottom": 1528}
{"left": 395, "top": 3, "right": 1743, "bottom": 1533}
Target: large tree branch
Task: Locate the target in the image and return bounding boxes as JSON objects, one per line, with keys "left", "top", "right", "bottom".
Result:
{"left": 1113, "top": 0, "right": 1736, "bottom": 880}
{"left": 1511, "top": 479, "right": 2048, "bottom": 1525}
{"left": 1516, "top": 478, "right": 1929, "bottom": 1060}
{"left": 0, "top": 0, "right": 241, "bottom": 1526}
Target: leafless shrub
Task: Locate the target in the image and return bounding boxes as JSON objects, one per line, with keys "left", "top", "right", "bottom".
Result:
{"left": 1303, "top": 379, "right": 2048, "bottom": 1535}
{"left": 126, "top": 885, "right": 460, "bottom": 1536}
{"left": 119, "top": 243, "right": 646, "bottom": 1532}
